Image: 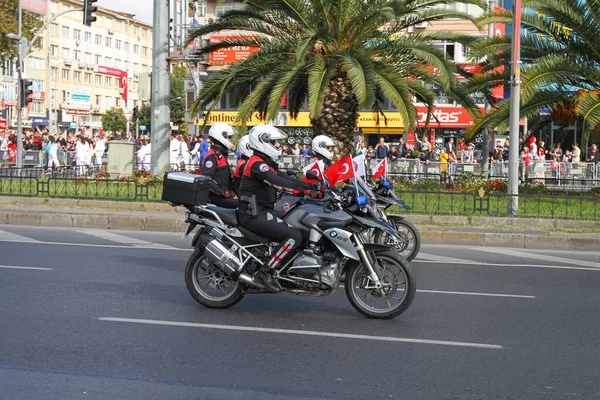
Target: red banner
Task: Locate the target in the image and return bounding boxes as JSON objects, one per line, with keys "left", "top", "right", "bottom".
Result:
{"left": 97, "top": 66, "right": 128, "bottom": 100}
{"left": 416, "top": 107, "right": 486, "bottom": 128}
{"left": 491, "top": 6, "right": 507, "bottom": 100}
{"left": 0, "top": 119, "right": 6, "bottom": 129}
{"left": 23, "top": 0, "right": 47, "bottom": 15}
{"left": 209, "top": 36, "right": 259, "bottom": 64}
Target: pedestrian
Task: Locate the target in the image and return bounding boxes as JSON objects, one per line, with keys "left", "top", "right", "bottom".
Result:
{"left": 375, "top": 137, "right": 389, "bottom": 160}
{"left": 586, "top": 144, "right": 597, "bottom": 163}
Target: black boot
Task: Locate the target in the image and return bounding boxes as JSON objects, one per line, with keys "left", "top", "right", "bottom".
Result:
{"left": 254, "top": 267, "right": 281, "bottom": 293}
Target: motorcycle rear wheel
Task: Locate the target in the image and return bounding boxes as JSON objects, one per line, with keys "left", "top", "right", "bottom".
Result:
{"left": 185, "top": 249, "right": 244, "bottom": 309}
{"left": 345, "top": 250, "right": 416, "bottom": 319}
{"left": 374, "top": 219, "right": 421, "bottom": 261}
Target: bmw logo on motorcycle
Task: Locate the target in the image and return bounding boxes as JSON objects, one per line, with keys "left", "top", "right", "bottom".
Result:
{"left": 330, "top": 231, "right": 338, "bottom": 238}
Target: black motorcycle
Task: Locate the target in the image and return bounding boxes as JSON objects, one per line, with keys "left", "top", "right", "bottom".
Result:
{"left": 169, "top": 178, "right": 416, "bottom": 319}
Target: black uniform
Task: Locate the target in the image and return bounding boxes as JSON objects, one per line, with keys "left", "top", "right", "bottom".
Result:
{"left": 232, "top": 155, "right": 249, "bottom": 197}
{"left": 203, "top": 145, "right": 237, "bottom": 208}
{"left": 237, "top": 151, "right": 315, "bottom": 270}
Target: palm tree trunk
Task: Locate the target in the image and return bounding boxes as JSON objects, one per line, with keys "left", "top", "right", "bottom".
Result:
{"left": 311, "top": 72, "right": 359, "bottom": 157}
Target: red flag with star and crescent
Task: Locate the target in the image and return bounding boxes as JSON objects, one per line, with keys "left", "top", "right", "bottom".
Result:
{"left": 324, "top": 154, "right": 355, "bottom": 185}
{"left": 371, "top": 158, "right": 387, "bottom": 180}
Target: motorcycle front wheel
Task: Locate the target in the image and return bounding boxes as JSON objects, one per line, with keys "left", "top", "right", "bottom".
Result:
{"left": 374, "top": 219, "right": 421, "bottom": 261}
{"left": 345, "top": 249, "right": 416, "bottom": 319}
{"left": 185, "top": 249, "right": 244, "bottom": 309}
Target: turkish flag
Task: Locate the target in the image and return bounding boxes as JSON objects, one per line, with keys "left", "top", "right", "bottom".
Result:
{"left": 325, "top": 154, "right": 355, "bottom": 185}
{"left": 372, "top": 158, "right": 387, "bottom": 180}
{"left": 120, "top": 71, "right": 128, "bottom": 100}
{"left": 302, "top": 159, "right": 326, "bottom": 183}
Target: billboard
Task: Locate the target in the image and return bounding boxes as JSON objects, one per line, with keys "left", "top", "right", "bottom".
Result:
{"left": 209, "top": 36, "right": 259, "bottom": 64}
{"left": 65, "top": 90, "right": 92, "bottom": 111}
{"left": 97, "top": 66, "right": 128, "bottom": 100}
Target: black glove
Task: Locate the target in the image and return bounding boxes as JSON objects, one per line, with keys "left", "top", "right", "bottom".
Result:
{"left": 304, "top": 190, "right": 324, "bottom": 199}
{"left": 312, "top": 181, "right": 323, "bottom": 191}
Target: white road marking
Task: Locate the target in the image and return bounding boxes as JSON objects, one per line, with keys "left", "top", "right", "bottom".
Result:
{"left": 0, "top": 265, "right": 53, "bottom": 271}
{"left": 99, "top": 317, "right": 503, "bottom": 349}
{"left": 414, "top": 260, "right": 600, "bottom": 272}
{"left": 76, "top": 229, "right": 178, "bottom": 249}
{"left": 472, "top": 248, "right": 600, "bottom": 269}
{"left": 416, "top": 253, "right": 478, "bottom": 264}
{"left": 0, "top": 229, "right": 40, "bottom": 243}
{"left": 0, "top": 238, "right": 191, "bottom": 251}
{"left": 417, "top": 289, "right": 535, "bottom": 299}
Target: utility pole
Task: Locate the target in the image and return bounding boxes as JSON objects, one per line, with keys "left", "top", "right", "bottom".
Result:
{"left": 481, "top": 0, "right": 495, "bottom": 177}
{"left": 507, "top": 0, "right": 523, "bottom": 215}
{"left": 150, "top": 0, "right": 171, "bottom": 175}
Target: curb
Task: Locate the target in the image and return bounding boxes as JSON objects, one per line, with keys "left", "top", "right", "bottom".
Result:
{"left": 1, "top": 209, "right": 599, "bottom": 251}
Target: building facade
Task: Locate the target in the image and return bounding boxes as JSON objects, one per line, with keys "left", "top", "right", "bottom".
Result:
{"left": 46, "top": 0, "right": 153, "bottom": 135}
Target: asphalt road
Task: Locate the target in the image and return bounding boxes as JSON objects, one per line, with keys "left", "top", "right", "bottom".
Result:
{"left": 1, "top": 225, "right": 599, "bottom": 400}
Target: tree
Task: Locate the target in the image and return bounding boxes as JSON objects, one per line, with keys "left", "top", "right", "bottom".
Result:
{"left": 170, "top": 65, "right": 187, "bottom": 130}
{"left": 466, "top": 0, "right": 600, "bottom": 152}
{"left": 0, "top": 0, "right": 43, "bottom": 62}
{"left": 101, "top": 107, "right": 127, "bottom": 133}
{"left": 187, "top": 0, "right": 483, "bottom": 154}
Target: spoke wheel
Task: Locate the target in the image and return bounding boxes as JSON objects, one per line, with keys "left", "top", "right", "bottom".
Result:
{"left": 345, "top": 249, "right": 416, "bottom": 319}
{"left": 185, "top": 249, "right": 244, "bottom": 309}
{"left": 374, "top": 219, "right": 421, "bottom": 261}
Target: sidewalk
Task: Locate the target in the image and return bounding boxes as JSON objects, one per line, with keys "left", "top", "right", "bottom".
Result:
{"left": 1, "top": 196, "right": 599, "bottom": 251}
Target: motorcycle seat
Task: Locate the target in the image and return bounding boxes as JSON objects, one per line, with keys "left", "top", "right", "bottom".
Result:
{"left": 204, "top": 206, "right": 238, "bottom": 226}
{"left": 237, "top": 225, "right": 274, "bottom": 244}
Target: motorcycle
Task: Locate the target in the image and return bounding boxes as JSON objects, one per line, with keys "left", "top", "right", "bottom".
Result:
{"left": 177, "top": 182, "right": 416, "bottom": 320}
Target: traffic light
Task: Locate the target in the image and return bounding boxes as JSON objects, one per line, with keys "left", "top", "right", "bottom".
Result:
{"left": 19, "top": 79, "right": 33, "bottom": 109}
{"left": 83, "top": 0, "right": 98, "bottom": 26}
{"left": 132, "top": 106, "right": 139, "bottom": 121}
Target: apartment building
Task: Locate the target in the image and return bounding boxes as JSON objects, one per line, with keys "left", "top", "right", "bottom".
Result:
{"left": 46, "top": 0, "right": 152, "bottom": 134}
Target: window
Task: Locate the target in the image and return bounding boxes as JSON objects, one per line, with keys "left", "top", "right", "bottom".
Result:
{"left": 95, "top": 34, "right": 102, "bottom": 46}
{"left": 105, "top": 37, "right": 112, "bottom": 48}
{"left": 95, "top": 75, "right": 101, "bottom": 85}
{"left": 433, "top": 40, "right": 456, "bottom": 60}
{"left": 115, "top": 58, "right": 121, "bottom": 69}
{"left": 123, "top": 61, "right": 129, "bottom": 71}
{"left": 106, "top": 18, "right": 113, "bottom": 28}
{"left": 105, "top": 77, "right": 112, "bottom": 86}
{"left": 32, "top": 79, "right": 44, "bottom": 91}
{"left": 62, "top": 26, "right": 70, "bottom": 38}
{"left": 142, "top": 47, "right": 147, "bottom": 57}
{"left": 74, "top": 29, "right": 81, "bottom": 41}
{"left": 95, "top": 54, "right": 101, "bottom": 65}
{"left": 62, "top": 69, "right": 69, "bottom": 80}
{"left": 95, "top": 95, "right": 101, "bottom": 105}
{"left": 105, "top": 96, "right": 112, "bottom": 107}
{"left": 216, "top": 0, "right": 245, "bottom": 17}
{"left": 85, "top": 52, "right": 92, "bottom": 63}
{"left": 133, "top": 44, "right": 139, "bottom": 54}
{"left": 115, "top": 20, "right": 121, "bottom": 31}
{"left": 84, "top": 73, "right": 91, "bottom": 84}
{"left": 115, "top": 79, "right": 120, "bottom": 88}
{"left": 105, "top": 57, "right": 112, "bottom": 67}
{"left": 85, "top": 32, "right": 92, "bottom": 43}
{"left": 27, "top": 57, "right": 44, "bottom": 70}
{"left": 133, "top": 25, "right": 138, "bottom": 35}
{"left": 50, "top": 67, "right": 57, "bottom": 79}
{"left": 49, "top": 23, "right": 58, "bottom": 35}
{"left": 115, "top": 40, "right": 121, "bottom": 50}
{"left": 142, "top": 28, "right": 147, "bottom": 38}
{"left": 133, "top": 62, "right": 139, "bottom": 73}
{"left": 74, "top": 50, "right": 81, "bottom": 61}
{"left": 124, "top": 42, "right": 129, "bottom": 52}
{"left": 51, "top": 89, "right": 57, "bottom": 103}
{"left": 49, "top": 45, "right": 58, "bottom": 56}
{"left": 116, "top": 98, "right": 120, "bottom": 107}
{"left": 61, "top": 90, "right": 67, "bottom": 101}
{"left": 32, "top": 101, "right": 44, "bottom": 114}
{"left": 141, "top": 64, "right": 148, "bottom": 73}
{"left": 50, "top": 1, "right": 58, "bottom": 12}
{"left": 61, "top": 47, "right": 70, "bottom": 60}
{"left": 74, "top": 71, "right": 81, "bottom": 82}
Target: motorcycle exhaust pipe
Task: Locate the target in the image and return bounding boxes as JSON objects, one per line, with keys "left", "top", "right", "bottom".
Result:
{"left": 238, "top": 273, "right": 265, "bottom": 290}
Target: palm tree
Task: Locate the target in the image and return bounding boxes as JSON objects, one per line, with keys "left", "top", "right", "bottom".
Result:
{"left": 465, "top": 0, "right": 600, "bottom": 153}
{"left": 187, "top": 0, "right": 483, "bottom": 154}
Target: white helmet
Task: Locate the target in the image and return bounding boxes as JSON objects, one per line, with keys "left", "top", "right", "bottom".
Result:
{"left": 312, "top": 135, "right": 336, "bottom": 161}
{"left": 237, "top": 135, "right": 253, "bottom": 158}
{"left": 208, "top": 122, "right": 236, "bottom": 151}
{"left": 248, "top": 124, "right": 287, "bottom": 162}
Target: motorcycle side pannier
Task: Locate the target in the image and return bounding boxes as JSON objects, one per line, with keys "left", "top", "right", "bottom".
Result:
{"left": 162, "top": 172, "right": 211, "bottom": 206}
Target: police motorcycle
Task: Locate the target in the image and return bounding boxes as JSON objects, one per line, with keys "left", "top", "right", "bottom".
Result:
{"left": 274, "top": 174, "right": 421, "bottom": 261}
{"left": 162, "top": 170, "right": 416, "bottom": 319}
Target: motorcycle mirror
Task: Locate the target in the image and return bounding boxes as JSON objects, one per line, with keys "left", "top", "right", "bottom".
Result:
{"left": 305, "top": 170, "right": 319, "bottom": 181}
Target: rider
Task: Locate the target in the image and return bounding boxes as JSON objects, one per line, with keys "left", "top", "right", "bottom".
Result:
{"left": 233, "top": 135, "right": 252, "bottom": 197}
{"left": 203, "top": 122, "right": 237, "bottom": 208}
{"left": 304, "top": 135, "right": 336, "bottom": 185}
{"left": 237, "top": 124, "right": 322, "bottom": 292}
